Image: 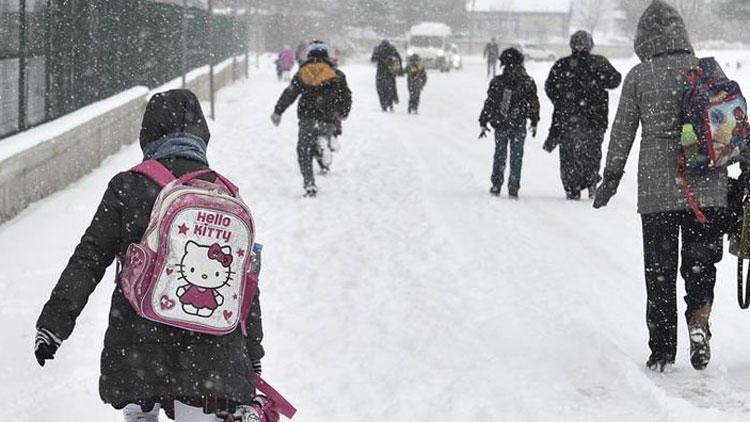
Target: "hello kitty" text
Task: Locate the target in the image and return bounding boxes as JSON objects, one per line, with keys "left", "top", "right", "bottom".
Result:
{"left": 194, "top": 211, "right": 233, "bottom": 242}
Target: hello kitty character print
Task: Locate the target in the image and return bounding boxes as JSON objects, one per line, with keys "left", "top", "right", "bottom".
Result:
{"left": 176, "top": 241, "right": 235, "bottom": 317}
{"left": 118, "top": 160, "right": 259, "bottom": 336}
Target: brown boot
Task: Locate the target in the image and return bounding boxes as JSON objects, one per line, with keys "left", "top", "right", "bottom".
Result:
{"left": 688, "top": 304, "right": 712, "bottom": 370}
{"left": 688, "top": 304, "right": 711, "bottom": 328}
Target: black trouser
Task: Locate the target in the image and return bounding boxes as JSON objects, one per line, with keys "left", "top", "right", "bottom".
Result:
{"left": 641, "top": 209, "right": 724, "bottom": 359}
{"left": 298, "top": 119, "right": 335, "bottom": 188}
{"left": 408, "top": 85, "right": 422, "bottom": 112}
{"left": 376, "top": 73, "right": 398, "bottom": 110}
{"left": 559, "top": 126, "right": 605, "bottom": 195}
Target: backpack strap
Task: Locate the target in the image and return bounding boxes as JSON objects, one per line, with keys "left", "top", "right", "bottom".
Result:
{"left": 131, "top": 159, "right": 177, "bottom": 188}
{"left": 180, "top": 169, "right": 240, "bottom": 197}
{"left": 254, "top": 374, "right": 297, "bottom": 419}
{"left": 739, "top": 258, "right": 750, "bottom": 309}
{"left": 676, "top": 154, "right": 708, "bottom": 225}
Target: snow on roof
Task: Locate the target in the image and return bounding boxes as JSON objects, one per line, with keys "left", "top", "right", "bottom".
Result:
{"left": 468, "top": 0, "right": 571, "bottom": 14}
{"left": 410, "top": 22, "right": 452, "bottom": 37}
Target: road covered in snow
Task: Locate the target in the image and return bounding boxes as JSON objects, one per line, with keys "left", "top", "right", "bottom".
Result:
{"left": 4, "top": 53, "right": 750, "bottom": 421}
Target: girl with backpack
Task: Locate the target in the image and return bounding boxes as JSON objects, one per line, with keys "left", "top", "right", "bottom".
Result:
{"left": 34, "top": 90, "right": 270, "bottom": 421}
{"left": 593, "top": 1, "right": 724, "bottom": 373}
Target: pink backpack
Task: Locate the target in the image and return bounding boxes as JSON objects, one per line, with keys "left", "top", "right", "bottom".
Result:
{"left": 119, "top": 160, "right": 259, "bottom": 336}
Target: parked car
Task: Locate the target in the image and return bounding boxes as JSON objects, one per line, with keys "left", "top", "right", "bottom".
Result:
{"left": 516, "top": 43, "right": 557, "bottom": 62}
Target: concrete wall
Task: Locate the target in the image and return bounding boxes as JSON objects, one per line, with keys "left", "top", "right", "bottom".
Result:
{"left": 0, "top": 55, "right": 248, "bottom": 223}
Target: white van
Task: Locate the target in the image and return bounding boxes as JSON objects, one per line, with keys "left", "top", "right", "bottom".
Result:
{"left": 406, "top": 22, "right": 453, "bottom": 72}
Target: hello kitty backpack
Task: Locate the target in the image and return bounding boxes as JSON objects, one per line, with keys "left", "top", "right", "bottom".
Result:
{"left": 118, "top": 160, "right": 259, "bottom": 336}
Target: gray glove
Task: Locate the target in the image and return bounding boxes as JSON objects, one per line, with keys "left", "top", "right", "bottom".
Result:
{"left": 593, "top": 170, "right": 624, "bottom": 209}
{"left": 271, "top": 113, "right": 281, "bottom": 127}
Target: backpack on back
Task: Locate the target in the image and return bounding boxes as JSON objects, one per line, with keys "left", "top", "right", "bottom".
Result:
{"left": 119, "top": 160, "right": 259, "bottom": 336}
{"left": 678, "top": 57, "right": 750, "bottom": 223}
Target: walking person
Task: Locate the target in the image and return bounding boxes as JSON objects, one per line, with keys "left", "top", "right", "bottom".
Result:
{"left": 405, "top": 54, "right": 427, "bottom": 114}
{"left": 545, "top": 30, "right": 621, "bottom": 200}
{"left": 371, "top": 39, "right": 402, "bottom": 112}
{"left": 479, "top": 48, "right": 539, "bottom": 198}
{"left": 295, "top": 40, "right": 308, "bottom": 66}
{"left": 593, "top": 0, "right": 726, "bottom": 372}
{"left": 483, "top": 37, "right": 500, "bottom": 78}
{"left": 34, "top": 89, "right": 268, "bottom": 421}
{"left": 276, "top": 45, "right": 296, "bottom": 81}
{"left": 271, "top": 40, "right": 352, "bottom": 197}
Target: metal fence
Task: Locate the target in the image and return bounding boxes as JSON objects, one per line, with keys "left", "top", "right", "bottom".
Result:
{"left": 0, "top": 0, "right": 248, "bottom": 140}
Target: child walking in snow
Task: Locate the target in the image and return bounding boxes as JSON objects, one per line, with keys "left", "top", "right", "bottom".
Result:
{"left": 479, "top": 48, "right": 539, "bottom": 198}
{"left": 34, "top": 90, "right": 270, "bottom": 421}
{"left": 405, "top": 54, "right": 427, "bottom": 114}
{"left": 271, "top": 40, "right": 352, "bottom": 197}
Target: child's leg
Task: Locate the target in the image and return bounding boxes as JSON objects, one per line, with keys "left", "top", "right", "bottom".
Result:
{"left": 174, "top": 401, "right": 219, "bottom": 421}
{"left": 123, "top": 403, "right": 160, "bottom": 422}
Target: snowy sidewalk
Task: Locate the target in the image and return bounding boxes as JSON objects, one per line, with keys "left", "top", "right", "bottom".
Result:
{"left": 3, "top": 55, "right": 750, "bottom": 421}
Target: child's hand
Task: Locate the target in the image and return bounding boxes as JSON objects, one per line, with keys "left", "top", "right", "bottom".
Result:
{"left": 530, "top": 125, "right": 537, "bottom": 138}
{"left": 479, "top": 126, "right": 490, "bottom": 139}
{"left": 35, "top": 328, "right": 61, "bottom": 367}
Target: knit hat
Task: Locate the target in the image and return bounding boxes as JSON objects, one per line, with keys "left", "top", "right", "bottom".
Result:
{"left": 499, "top": 48, "right": 524, "bottom": 66}
{"left": 570, "top": 30, "right": 594, "bottom": 52}
{"left": 307, "top": 40, "right": 330, "bottom": 58}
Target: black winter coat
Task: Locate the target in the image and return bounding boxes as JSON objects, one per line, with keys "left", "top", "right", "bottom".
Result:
{"left": 274, "top": 58, "right": 352, "bottom": 123}
{"left": 36, "top": 90, "right": 264, "bottom": 410}
{"left": 371, "top": 42, "right": 402, "bottom": 80}
{"left": 479, "top": 65, "right": 540, "bottom": 131}
{"left": 545, "top": 52, "right": 622, "bottom": 134}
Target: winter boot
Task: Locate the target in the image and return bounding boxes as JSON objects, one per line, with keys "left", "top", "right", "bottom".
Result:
{"left": 566, "top": 190, "right": 581, "bottom": 200}
{"left": 688, "top": 325, "right": 711, "bottom": 370}
{"left": 304, "top": 185, "right": 318, "bottom": 198}
{"left": 646, "top": 352, "right": 675, "bottom": 373}
{"left": 316, "top": 136, "right": 333, "bottom": 169}
{"left": 688, "top": 304, "right": 712, "bottom": 370}
{"left": 508, "top": 187, "right": 519, "bottom": 199}
{"left": 329, "top": 136, "right": 341, "bottom": 152}
{"left": 587, "top": 186, "right": 596, "bottom": 199}
{"left": 489, "top": 185, "right": 501, "bottom": 196}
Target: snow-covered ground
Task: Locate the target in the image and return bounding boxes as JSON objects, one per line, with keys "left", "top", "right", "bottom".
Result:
{"left": 4, "top": 52, "right": 750, "bottom": 421}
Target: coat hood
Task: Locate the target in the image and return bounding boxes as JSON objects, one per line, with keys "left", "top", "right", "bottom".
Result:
{"left": 299, "top": 59, "right": 338, "bottom": 87}
{"left": 634, "top": 0, "right": 693, "bottom": 61}
{"left": 139, "top": 89, "right": 210, "bottom": 150}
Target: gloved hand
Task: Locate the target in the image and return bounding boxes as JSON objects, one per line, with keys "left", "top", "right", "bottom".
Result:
{"left": 270, "top": 113, "right": 281, "bottom": 127}
{"left": 530, "top": 124, "right": 537, "bottom": 138}
{"left": 593, "top": 170, "right": 623, "bottom": 209}
{"left": 478, "top": 126, "right": 490, "bottom": 139}
{"left": 35, "top": 327, "right": 62, "bottom": 367}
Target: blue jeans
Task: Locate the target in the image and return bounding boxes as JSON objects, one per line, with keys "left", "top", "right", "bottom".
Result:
{"left": 492, "top": 127, "right": 526, "bottom": 190}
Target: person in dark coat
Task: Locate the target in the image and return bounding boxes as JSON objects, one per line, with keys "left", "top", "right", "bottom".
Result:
{"left": 371, "top": 39, "right": 402, "bottom": 112}
{"left": 483, "top": 37, "right": 500, "bottom": 78}
{"left": 593, "top": 0, "right": 725, "bottom": 373}
{"left": 271, "top": 40, "right": 352, "bottom": 197}
{"left": 405, "top": 54, "right": 427, "bottom": 114}
{"left": 544, "top": 30, "right": 622, "bottom": 200}
{"left": 479, "top": 48, "right": 540, "bottom": 198}
{"left": 33, "top": 89, "right": 265, "bottom": 420}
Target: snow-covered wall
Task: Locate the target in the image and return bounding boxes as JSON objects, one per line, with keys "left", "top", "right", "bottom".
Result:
{"left": 0, "top": 55, "right": 249, "bottom": 223}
